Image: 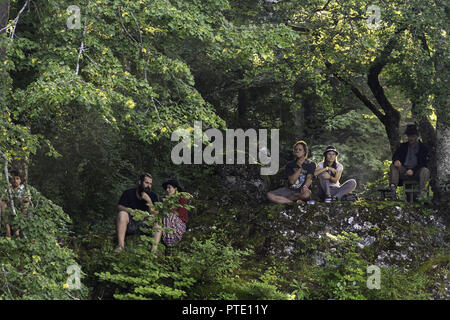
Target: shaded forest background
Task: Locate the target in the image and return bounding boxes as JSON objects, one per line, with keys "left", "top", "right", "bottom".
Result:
{"left": 0, "top": 0, "right": 449, "bottom": 300}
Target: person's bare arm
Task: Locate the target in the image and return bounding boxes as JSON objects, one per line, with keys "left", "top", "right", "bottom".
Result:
{"left": 314, "top": 166, "right": 328, "bottom": 177}
{"left": 304, "top": 174, "right": 313, "bottom": 189}
{"left": 329, "top": 169, "right": 342, "bottom": 184}
{"left": 288, "top": 168, "right": 303, "bottom": 185}
{"left": 141, "top": 192, "right": 159, "bottom": 214}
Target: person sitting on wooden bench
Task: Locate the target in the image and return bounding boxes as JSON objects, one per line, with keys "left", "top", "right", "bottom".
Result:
{"left": 388, "top": 124, "right": 430, "bottom": 200}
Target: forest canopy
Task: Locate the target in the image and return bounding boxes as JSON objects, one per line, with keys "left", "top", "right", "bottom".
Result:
{"left": 0, "top": 0, "right": 448, "bottom": 301}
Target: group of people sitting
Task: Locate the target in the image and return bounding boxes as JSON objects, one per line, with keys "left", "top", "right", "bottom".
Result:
{"left": 267, "top": 124, "right": 430, "bottom": 204}
{"left": 1, "top": 125, "right": 430, "bottom": 253}
{"left": 0, "top": 171, "right": 188, "bottom": 254}
{"left": 267, "top": 141, "right": 357, "bottom": 204}
{"left": 114, "top": 174, "right": 188, "bottom": 253}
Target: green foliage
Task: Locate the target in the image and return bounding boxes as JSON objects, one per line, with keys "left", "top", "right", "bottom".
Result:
{"left": 96, "top": 244, "right": 194, "bottom": 300}
{"left": 96, "top": 234, "right": 257, "bottom": 300}
{"left": 0, "top": 186, "right": 88, "bottom": 300}
{"left": 1, "top": 0, "right": 447, "bottom": 301}
{"left": 303, "top": 231, "right": 432, "bottom": 300}
{"left": 318, "top": 232, "right": 369, "bottom": 300}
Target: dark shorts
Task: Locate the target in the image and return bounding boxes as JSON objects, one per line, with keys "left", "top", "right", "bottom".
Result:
{"left": 126, "top": 217, "right": 145, "bottom": 236}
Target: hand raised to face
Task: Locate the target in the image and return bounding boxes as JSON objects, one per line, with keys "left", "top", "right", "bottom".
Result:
{"left": 141, "top": 191, "right": 153, "bottom": 204}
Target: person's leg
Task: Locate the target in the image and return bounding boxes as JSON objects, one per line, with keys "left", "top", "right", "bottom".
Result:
{"left": 318, "top": 174, "right": 331, "bottom": 200}
{"left": 115, "top": 210, "right": 129, "bottom": 252}
{"left": 1, "top": 200, "right": 9, "bottom": 237}
{"left": 290, "top": 188, "right": 311, "bottom": 203}
{"left": 2, "top": 201, "right": 12, "bottom": 237}
{"left": 267, "top": 188, "right": 295, "bottom": 204}
{"left": 152, "top": 223, "right": 163, "bottom": 253}
{"left": 267, "top": 192, "right": 293, "bottom": 204}
{"left": 331, "top": 179, "right": 357, "bottom": 199}
{"left": 389, "top": 163, "right": 400, "bottom": 187}
{"left": 417, "top": 167, "right": 430, "bottom": 193}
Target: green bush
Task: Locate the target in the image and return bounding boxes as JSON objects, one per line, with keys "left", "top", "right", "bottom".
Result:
{"left": 96, "top": 236, "right": 196, "bottom": 300}
{"left": 0, "top": 186, "right": 88, "bottom": 300}
{"left": 95, "top": 232, "right": 290, "bottom": 300}
{"left": 305, "top": 231, "right": 432, "bottom": 300}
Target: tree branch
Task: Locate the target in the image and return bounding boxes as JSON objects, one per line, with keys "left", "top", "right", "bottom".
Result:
{"left": 129, "top": 11, "right": 147, "bottom": 82}
{"left": 0, "top": 0, "right": 30, "bottom": 39}
{"left": 324, "top": 61, "right": 386, "bottom": 121}
{"left": 76, "top": 0, "right": 90, "bottom": 75}
{"left": 367, "top": 27, "right": 406, "bottom": 118}
{"left": 0, "top": 150, "right": 16, "bottom": 218}
{"left": 118, "top": 6, "right": 138, "bottom": 44}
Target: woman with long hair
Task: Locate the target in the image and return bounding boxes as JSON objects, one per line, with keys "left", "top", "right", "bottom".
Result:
{"left": 267, "top": 140, "right": 316, "bottom": 204}
{"left": 314, "top": 146, "right": 357, "bottom": 202}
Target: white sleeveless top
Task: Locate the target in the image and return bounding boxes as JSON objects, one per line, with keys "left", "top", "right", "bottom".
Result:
{"left": 318, "top": 162, "right": 343, "bottom": 187}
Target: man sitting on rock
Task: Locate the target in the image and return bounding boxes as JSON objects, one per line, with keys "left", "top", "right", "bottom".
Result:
{"left": 389, "top": 124, "right": 430, "bottom": 199}
{"left": 267, "top": 140, "right": 316, "bottom": 204}
{"left": 114, "top": 173, "right": 159, "bottom": 253}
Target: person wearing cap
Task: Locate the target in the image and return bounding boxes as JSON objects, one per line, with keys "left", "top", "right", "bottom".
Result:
{"left": 314, "top": 146, "right": 357, "bottom": 202}
{"left": 389, "top": 124, "right": 430, "bottom": 198}
{"left": 151, "top": 179, "right": 188, "bottom": 253}
{"left": 267, "top": 140, "right": 316, "bottom": 204}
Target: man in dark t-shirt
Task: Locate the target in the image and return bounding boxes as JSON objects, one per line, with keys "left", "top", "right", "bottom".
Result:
{"left": 267, "top": 140, "right": 316, "bottom": 204}
{"left": 114, "top": 173, "right": 159, "bottom": 253}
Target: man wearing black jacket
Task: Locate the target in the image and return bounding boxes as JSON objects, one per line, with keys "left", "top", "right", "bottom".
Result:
{"left": 389, "top": 124, "right": 430, "bottom": 197}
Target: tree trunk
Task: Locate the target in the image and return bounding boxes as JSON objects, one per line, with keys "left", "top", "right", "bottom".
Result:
{"left": 0, "top": 0, "right": 10, "bottom": 104}
{"left": 435, "top": 120, "right": 450, "bottom": 204}
{"left": 0, "top": 0, "right": 9, "bottom": 31}
{"left": 237, "top": 87, "right": 249, "bottom": 128}
{"left": 366, "top": 28, "right": 405, "bottom": 153}
{"left": 1, "top": 1, "right": 30, "bottom": 184}
{"left": 411, "top": 101, "right": 438, "bottom": 196}
{"left": 432, "top": 27, "right": 450, "bottom": 205}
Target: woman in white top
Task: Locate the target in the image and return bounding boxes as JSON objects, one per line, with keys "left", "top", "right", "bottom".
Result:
{"left": 314, "top": 146, "right": 356, "bottom": 202}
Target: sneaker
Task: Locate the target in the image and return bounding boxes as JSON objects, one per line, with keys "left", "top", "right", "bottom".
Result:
{"left": 324, "top": 196, "right": 332, "bottom": 203}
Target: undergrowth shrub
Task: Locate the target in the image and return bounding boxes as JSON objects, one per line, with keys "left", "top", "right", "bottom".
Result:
{"left": 0, "top": 186, "right": 88, "bottom": 299}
